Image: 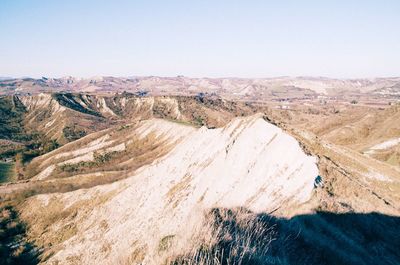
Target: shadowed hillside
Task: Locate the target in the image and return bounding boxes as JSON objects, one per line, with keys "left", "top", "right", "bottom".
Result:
{"left": 171, "top": 208, "right": 400, "bottom": 265}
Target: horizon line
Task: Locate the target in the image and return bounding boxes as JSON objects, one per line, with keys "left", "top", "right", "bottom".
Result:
{"left": 2, "top": 74, "right": 400, "bottom": 81}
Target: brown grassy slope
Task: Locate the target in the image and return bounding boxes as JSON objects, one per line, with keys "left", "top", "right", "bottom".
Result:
{"left": 271, "top": 103, "right": 400, "bottom": 167}
{"left": 262, "top": 110, "right": 400, "bottom": 217}
{"left": 21, "top": 94, "right": 112, "bottom": 145}
{"left": 0, "top": 122, "right": 185, "bottom": 202}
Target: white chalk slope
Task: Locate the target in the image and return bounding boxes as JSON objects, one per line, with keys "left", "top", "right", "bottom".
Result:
{"left": 33, "top": 114, "right": 319, "bottom": 264}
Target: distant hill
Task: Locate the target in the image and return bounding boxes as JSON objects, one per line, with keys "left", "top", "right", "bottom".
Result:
{"left": 1, "top": 76, "right": 399, "bottom": 103}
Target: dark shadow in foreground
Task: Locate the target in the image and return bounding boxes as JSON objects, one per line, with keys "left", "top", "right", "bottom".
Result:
{"left": 0, "top": 205, "right": 40, "bottom": 265}
{"left": 172, "top": 208, "right": 400, "bottom": 265}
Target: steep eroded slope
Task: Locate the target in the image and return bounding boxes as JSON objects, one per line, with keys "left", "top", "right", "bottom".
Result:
{"left": 20, "top": 115, "right": 319, "bottom": 264}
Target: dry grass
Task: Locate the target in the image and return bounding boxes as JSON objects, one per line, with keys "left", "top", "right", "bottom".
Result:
{"left": 18, "top": 189, "right": 119, "bottom": 261}
{"left": 166, "top": 208, "right": 276, "bottom": 265}
{"left": 165, "top": 208, "right": 400, "bottom": 265}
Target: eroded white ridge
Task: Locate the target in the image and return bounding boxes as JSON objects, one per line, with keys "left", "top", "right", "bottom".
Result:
{"left": 35, "top": 115, "right": 319, "bottom": 264}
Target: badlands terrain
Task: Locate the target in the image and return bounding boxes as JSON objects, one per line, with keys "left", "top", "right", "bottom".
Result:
{"left": 0, "top": 76, "right": 399, "bottom": 264}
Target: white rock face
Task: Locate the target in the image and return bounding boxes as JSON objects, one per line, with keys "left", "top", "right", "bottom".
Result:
{"left": 370, "top": 138, "right": 400, "bottom": 150}
{"left": 33, "top": 165, "right": 56, "bottom": 181}
{"left": 98, "top": 97, "right": 117, "bottom": 116}
{"left": 36, "top": 115, "right": 319, "bottom": 264}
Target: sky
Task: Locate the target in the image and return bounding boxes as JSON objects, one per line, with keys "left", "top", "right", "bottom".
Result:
{"left": 0, "top": 0, "right": 399, "bottom": 78}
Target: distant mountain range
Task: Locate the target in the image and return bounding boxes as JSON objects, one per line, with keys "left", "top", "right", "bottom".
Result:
{"left": 1, "top": 76, "right": 400, "bottom": 101}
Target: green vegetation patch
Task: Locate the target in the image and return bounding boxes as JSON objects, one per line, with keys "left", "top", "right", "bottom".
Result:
{"left": 0, "top": 162, "right": 14, "bottom": 183}
{"left": 58, "top": 151, "right": 122, "bottom": 174}
{"left": 165, "top": 118, "right": 196, "bottom": 127}
{"left": 0, "top": 96, "right": 28, "bottom": 141}
{"left": 63, "top": 126, "right": 87, "bottom": 142}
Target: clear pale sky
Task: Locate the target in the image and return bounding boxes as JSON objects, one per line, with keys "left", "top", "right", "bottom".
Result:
{"left": 0, "top": 0, "right": 399, "bottom": 78}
